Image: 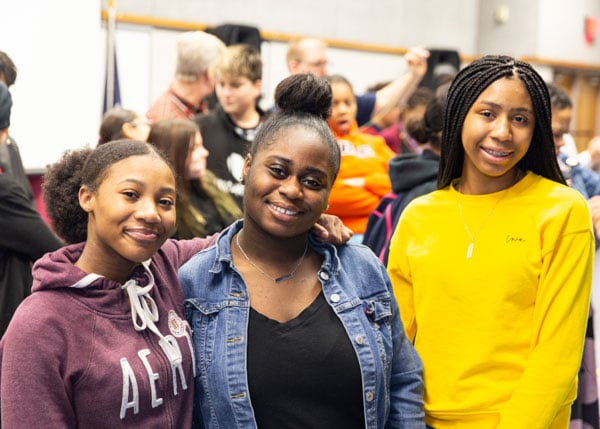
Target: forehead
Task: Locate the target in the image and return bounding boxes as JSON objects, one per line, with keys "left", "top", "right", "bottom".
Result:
{"left": 299, "top": 40, "right": 327, "bottom": 60}
{"left": 259, "top": 126, "right": 335, "bottom": 170}
{"left": 331, "top": 81, "right": 353, "bottom": 97}
{"left": 470, "top": 77, "right": 532, "bottom": 110}
{"left": 102, "top": 154, "right": 175, "bottom": 187}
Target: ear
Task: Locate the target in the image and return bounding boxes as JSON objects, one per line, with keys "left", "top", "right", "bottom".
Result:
{"left": 78, "top": 186, "right": 94, "bottom": 213}
{"left": 121, "top": 122, "right": 136, "bottom": 140}
{"left": 290, "top": 59, "right": 306, "bottom": 74}
{"left": 242, "top": 154, "right": 252, "bottom": 180}
{"left": 0, "top": 128, "right": 8, "bottom": 145}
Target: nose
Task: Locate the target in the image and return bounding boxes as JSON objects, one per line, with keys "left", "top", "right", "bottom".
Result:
{"left": 491, "top": 115, "right": 512, "bottom": 141}
{"left": 279, "top": 176, "right": 302, "bottom": 200}
{"left": 135, "top": 197, "right": 161, "bottom": 223}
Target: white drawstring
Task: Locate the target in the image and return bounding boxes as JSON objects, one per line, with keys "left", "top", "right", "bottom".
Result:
{"left": 121, "top": 260, "right": 182, "bottom": 365}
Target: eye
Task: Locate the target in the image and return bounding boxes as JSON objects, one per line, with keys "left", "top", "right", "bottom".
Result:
{"left": 479, "top": 110, "right": 494, "bottom": 118}
{"left": 159, "top": 198, "right": 175, "bottom": 207}
{"left": 122, "top": 191, "right": 138, "bottom": 200}
{"left": 513, "top": 115, "right": 529, "bottom": 124}
{"left": 302, "top": 176, "right": 326, "bottom": 190}
{"left": 269, "top": 165, "right": 287, "bottom": 178}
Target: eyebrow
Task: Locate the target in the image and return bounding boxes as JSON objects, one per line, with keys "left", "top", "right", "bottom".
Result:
{"left": 269, "top": 155, "right": 328, "bottom": 176}
{"left": 118, "top": 178, "right": 176, "bottom": 194}
{"left": 477, "top": 100, "right": 533, "bottom": 114}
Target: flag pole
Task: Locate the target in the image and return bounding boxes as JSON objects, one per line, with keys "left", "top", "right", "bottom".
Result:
{"left": 105, "top": 0, "right": 116, "bottom": 110}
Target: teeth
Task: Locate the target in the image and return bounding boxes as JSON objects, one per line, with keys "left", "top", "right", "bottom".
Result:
{"left": 485, "top": 148, "right": 509, "bottom": 157}
{"left": 271, "top": 204, "right": 298, "bottom": 216}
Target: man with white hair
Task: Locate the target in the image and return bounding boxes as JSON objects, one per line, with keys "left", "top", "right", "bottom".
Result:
{"left": 147, "top": 31, "right": 226, "bottom": 121}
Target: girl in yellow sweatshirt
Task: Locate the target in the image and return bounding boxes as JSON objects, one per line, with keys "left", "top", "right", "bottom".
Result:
{"left": 388, "top": 56, "right": 594, "bottom": 428}
{"left": 325, "top": 74, "right": 395, "bottom": 235}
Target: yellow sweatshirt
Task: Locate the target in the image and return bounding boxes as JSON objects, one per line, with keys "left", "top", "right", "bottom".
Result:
{"left": 326, "top": 121, "right": 395, "bottom": 233}
{"left": 388, "top": 172, "right": 594, "bottom": 429}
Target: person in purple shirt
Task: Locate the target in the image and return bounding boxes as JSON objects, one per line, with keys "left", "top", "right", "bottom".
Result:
{"left": 0, "top": 140, "right": 350, "bottom": 428}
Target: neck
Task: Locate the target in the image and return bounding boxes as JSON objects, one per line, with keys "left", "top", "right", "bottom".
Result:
{"left": 237, "top": 224, "right": 308, "bottom": 262}
{"left": 458, "top": 168, "right": 523, "bottom": 195}
{"left": 75, "top": 243, "right": 136, "bottom": 284}
{"left": 171, "top": 80, "right": 205, "bottom": 107}
{"left": 229, "top": 108, "right": 260, "bottom": 128}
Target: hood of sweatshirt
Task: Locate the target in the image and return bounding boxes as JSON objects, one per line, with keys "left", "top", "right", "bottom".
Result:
{"left": 388, "top": 149, "right": 440, "bottom": 194}
{"left": 31, "top": 242, "right": 148, "bottom": 316}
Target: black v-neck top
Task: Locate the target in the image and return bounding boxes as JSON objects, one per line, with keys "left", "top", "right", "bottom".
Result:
{"left": 247, "top": 291, "right": 365, "bottom": 428}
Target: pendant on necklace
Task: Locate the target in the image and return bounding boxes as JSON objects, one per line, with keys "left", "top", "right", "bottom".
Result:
{"left": 466, "top": 242, "right": 474, "bottom": 259}
{"left": 274, "top": 273, "right": 294, "bottom": 283}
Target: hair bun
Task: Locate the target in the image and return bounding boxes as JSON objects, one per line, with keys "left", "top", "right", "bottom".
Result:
{"left": 274, "top": 73, "right": 332, "bottom": 120}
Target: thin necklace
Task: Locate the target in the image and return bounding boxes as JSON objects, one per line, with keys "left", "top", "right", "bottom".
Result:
{"left": 456, "top": 172, "right": 520, "bottom": 259}
{"left": 235, "top": 230, "right": 309, "bottom": 283}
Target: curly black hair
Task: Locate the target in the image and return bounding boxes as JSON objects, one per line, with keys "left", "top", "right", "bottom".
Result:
{"left": 43, "top": 140, "right": 172, "bottom": 244}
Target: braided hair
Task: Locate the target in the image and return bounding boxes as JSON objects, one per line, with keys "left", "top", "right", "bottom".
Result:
{"left": 438, "top": 55, "right": 565, "bottom": 189}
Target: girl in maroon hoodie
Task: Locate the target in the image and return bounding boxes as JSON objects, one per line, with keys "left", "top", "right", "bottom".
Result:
{"left": 0, "top": 140, "right": 349, "bottom": 428}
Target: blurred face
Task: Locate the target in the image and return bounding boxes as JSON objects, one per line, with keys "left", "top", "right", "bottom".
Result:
{"left": 551, "top": 106, "right": 572, "bottom": 154}
{"left": 460, "top": 77, "right": 535, "bottom": 191}
{"left": 215, "top": 75, "right": 261, "bottom": 118}
{"left": 289, "top": 40, "right": 329, "bottom": 77}
{"left": 124, "top": 116, "right": 152, "bottom": 142}
{"left": 186, "top": 130, "right": 209, "bottom": 179}
{"left": 242, "top": 126, "right": 336, "bottom": 238}
{"left": 79, "top": 154, "right": 176, "bottom": 269}
{"left": 328, "top": 81, "right": 357, "bottom": 136}
{"left": 402, "top": 104, "right": 427, "bottom": 128}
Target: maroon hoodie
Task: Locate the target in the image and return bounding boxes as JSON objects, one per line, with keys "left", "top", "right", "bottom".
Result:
{"left": 0, "top": 236, "right": 215, "bottom": 428}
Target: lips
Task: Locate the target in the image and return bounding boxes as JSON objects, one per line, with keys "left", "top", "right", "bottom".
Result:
{"left": 125, "top": 227, "right": 162, "bottom": 243}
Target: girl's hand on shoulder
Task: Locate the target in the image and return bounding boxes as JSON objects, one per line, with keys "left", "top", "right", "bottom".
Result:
{"left": 313, "top": 214, "right": 353, "bottom": 245}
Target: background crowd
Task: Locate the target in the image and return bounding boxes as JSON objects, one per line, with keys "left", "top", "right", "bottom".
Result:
{"left": 1, "top": 25, "right": 600, "bottom": 428}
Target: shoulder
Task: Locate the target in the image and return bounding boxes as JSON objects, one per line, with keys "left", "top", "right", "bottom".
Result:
{"left": 156, "top": 236, "right": 218, "bottom": 271}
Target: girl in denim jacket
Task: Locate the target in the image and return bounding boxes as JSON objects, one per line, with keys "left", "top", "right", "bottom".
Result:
{"left": 180, "top": 73, "right": 425, "bottom": 428}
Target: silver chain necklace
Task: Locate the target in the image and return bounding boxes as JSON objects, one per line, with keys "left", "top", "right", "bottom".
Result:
{"left": 456, "top": 171, "right": 521, "bottom": 259}
{"left": 235, "top": 230, "right": 309, "bottom": 283}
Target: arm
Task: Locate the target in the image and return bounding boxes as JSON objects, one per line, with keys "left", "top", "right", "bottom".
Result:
{"left": 371, "top": 47, "right": 429, "bottom": 120}
{"left": 0, "top": 174, "right": 63, "bottom": 259}
{"left": 497, "top": 225, "right": 594, "bottom": 427}
{"left": 1, "top": 301, "right": 78, "bottom": 428}
{"left": 589, "top": 195, "right": 600, "bottom": 236}
{"left": 387, "top": 215, "right": 417, "bottom": 341}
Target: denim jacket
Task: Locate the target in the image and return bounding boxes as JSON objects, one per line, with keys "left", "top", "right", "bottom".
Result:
{"left": 179, "top": 220, "right": 425, "bottom": 428}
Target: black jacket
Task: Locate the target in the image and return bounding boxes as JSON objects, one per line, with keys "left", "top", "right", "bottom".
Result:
{"left": 0, "top": 172, "right": 63, "bottom": 336}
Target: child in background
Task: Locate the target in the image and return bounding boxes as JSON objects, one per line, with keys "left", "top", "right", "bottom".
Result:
{"left": 148, "top": 118, "right": 242, "bottom": 238}
{"left": 361, "top": 86, "right": 433, "bottom": 154}
{"left": 98, "top": 107, "right": 151, "bottom": 145}
{"left": 196, "top": 43, "right": 266, "bottom": 209}
{"left": 388, "top": 55, "right": 594, "bottom": 428}
{"left": 325, "top": 74, "right": 395, "bottom": 240}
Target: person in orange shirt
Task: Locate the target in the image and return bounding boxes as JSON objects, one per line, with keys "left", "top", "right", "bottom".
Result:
{"left": 325, "top": 74, "right": 395, "bottom": 239}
